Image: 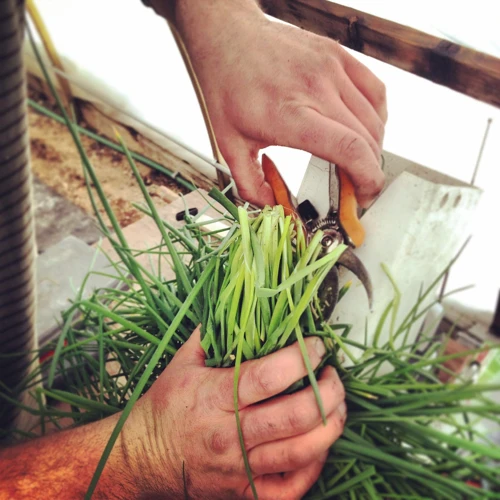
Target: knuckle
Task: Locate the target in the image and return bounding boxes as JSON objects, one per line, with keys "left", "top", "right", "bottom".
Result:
{"left": 237, "top": 186, "right": 255, "bottom": 203}
{"left": 286, "top": 404, "right": 312, "bottom": 432}
{"left": 249, "top": 362, "right": 279, "bottom": 397}
{"left": 300, "top": 72, "right": 324, "bottom": 97}
{"left": 323, "top": 37, "right": 341, "bottom": 55}
{"left": 336, "top": 132, "right": 365, "bottom": 162}
{"left": 286, "top": 444, "right": 308, "bottom": 470}
{"left": 211, "top": 374, "right": 233, "bottom": 411}
{"left": 326, "top": 52, "right": 343, "bottom": 75}
{"left": 373, "top": 79, "right": 387, "bottom": 108}
{"left": 373, "top": 118, "right": 385, "bottom": 145}
{"left": 277, "top": 100, "right": 302, "bottom": 131}
{"left": 298, "top": 127, "right": 320, "bottom": 148}
{"left": 177, "top": 371, "right": 195, "bottom": 391}
{"left": 256, "top": 443, "right": 308, "bottom": 474}
{"left": 237, "top": 184, "right": 263, "bottom": 207}
{"left": 206, "top": 428, "right": 231, "bottom": 455}
{"left": 290, "top": 111, "right": 322, "bottom": 149}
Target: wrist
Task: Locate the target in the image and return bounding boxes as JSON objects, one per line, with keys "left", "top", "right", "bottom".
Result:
{"left": 178, "top": 0, "right": 265, "bottom": 63}
{"left": 149, "top": 0, "right": 263, "bottom": 36}
{"left": 111, "top": 398, "right": 181, "bottom": 498}
{"left": 89, "top": 413, "right": 145, "bottom": 499}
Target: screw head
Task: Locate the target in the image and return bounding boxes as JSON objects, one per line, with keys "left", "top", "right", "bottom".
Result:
{"left": 322, "top": 235, "right": 335, "bottom": 248}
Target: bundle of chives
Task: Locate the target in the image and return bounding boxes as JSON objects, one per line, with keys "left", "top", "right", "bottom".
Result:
{"left": 201, "top": 201, "right": 345, "bottom": 369}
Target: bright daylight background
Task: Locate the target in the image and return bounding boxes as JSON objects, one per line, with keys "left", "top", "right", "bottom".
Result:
{"left": 26, "top": 0, "right": 500, "bottom": 327}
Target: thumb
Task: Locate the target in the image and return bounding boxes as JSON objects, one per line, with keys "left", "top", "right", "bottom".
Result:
{"left": 220, "top": 136, "right": 275, "bottom": 207}
{"left": 173, "top": 325, "right": 207, "bottom": 367}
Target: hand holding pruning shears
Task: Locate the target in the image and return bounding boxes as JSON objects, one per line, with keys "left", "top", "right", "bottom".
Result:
{"left": 169, "top": 0, "right": 387, "bottom": 208}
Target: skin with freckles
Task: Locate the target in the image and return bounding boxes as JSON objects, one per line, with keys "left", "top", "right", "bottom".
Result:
{"left": 171, "top": 0, "right": 387, "bottom": 208}
{"left": 0, "top": 329, "right": 346, "bottom": 499}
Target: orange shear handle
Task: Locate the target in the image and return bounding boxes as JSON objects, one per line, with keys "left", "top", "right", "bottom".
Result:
{"left": 262, "top": 154, "right": 296, "bottom": 217}
{"left": 337, "top": 169, "right": 365, "bottom": 248}
{"left": 263, "top": 154, "right": 365, "bottom": 247}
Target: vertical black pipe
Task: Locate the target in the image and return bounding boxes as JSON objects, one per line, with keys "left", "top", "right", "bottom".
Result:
{"left": 0, "top": 0, "right": 37, "bottom": 437}
{"left": 490, "top": 290, "right": 500, "bottom": 338}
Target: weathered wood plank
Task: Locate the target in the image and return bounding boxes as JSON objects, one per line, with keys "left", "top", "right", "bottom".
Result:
{"left": 262, "top": 0, "right": 500, "bottom": 107}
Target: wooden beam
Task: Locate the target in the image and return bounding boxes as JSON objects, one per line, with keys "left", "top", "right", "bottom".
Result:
{"left": 261, "top": 0, "right": 500, "bottom": 107}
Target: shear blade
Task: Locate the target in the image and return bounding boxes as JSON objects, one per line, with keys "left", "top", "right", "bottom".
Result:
{"left": 337, "top": 248, "right": 373, "bottom": 309}
{"left": 318, "top": 266, "right": 339, "bottom": 323}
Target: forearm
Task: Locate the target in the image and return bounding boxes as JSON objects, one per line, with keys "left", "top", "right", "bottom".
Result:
{"left": 0, "top": 414, "right": 140, "bottom": 500}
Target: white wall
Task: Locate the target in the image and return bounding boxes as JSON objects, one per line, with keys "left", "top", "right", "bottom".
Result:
{"left": 28, "top": 0, "right": 500, "bottom": 322}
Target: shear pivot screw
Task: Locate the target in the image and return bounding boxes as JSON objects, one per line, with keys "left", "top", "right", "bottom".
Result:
{"left": 322, "top": 235, "right": 335, "bottom": 248}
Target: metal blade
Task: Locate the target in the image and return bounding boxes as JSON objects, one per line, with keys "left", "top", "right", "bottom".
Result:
{"left": 328, "top": 162, "right": 337, "bottom": 216}
{"left": 317, "top": 266, "right": 339, "bottom": 323}
{"left": 337, "top": 249, "right": 373, "bottom": 309}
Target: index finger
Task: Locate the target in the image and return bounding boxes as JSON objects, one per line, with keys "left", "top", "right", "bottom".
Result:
{"left": 214, "top": 337, "right": 326, "bottom": 411}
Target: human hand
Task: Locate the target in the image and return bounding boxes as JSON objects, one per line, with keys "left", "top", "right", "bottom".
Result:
{"left": 174, "top": 0, "right": 387, "bottom": 208}
{"left": 123, "top": 327, "right": 346, "bottom": 499}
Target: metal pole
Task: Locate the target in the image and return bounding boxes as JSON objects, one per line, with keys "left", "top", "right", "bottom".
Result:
{"left": 471, "top": 118, "right": 493, "bottom": 187}
{"left": 439, "top": 119, "right": 492, "bottom": 302}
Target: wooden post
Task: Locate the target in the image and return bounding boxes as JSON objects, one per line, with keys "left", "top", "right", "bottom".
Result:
{"left": 262, "top": 0, "right": 500, "bottom": 108}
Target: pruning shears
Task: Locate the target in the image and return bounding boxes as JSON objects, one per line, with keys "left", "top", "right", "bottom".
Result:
{"left": 262, "top": 154, "right": 373, "bottom": 321}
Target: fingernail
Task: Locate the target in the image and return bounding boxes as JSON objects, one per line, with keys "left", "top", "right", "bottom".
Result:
{"left": 315, "top": 338, "right": 326, "bottom": 358}
{"left": 338, "top": 401, "right": 347, "bottom": 419}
